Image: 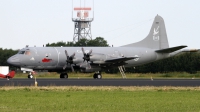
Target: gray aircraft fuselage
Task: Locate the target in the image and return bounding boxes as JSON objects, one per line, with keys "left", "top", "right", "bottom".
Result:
{"left": 8, "top": 47, "right": 160, "bottom": 70}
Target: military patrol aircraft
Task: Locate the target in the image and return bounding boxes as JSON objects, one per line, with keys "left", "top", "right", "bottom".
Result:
{"left": 7, "top": 15, "right": 196, "bottom": 79}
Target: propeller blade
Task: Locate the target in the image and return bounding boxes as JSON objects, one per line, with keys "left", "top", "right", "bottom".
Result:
{"left": 81, "top": 47, "right": 85, "bottom": 55}
{"left": 88, "top": 63, "right": 91, "bottom": 69}
{"left": 65, "top": 50, "right": 69, "bottom": 60}
{"left": 71, "top": 65, "right": 74, "bottom": 72}
{"left": 63, "top": 64, "right": 67, "bottom": 70}
{"left": 65, "top": 50, "right": 68, "bottom": 56}
{"left": 88, "top": 49, "right": 92, "bottom": 55}
{"left": 70, "top": 53, "right": 75, "bottom": 58}
{"left": 82, "top": 47, "right": 86, "bottom": 62}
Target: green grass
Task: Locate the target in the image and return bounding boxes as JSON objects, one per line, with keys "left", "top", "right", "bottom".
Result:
{"left": 1, "top": 86, "right": 200, "bottom": 112}
{"left": 14, "top": 71, "right": 200, "bottom": 79}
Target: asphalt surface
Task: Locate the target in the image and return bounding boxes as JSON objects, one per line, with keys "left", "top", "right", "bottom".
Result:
{"left": 1, "top": 78, "right": 200, "bottom": 86}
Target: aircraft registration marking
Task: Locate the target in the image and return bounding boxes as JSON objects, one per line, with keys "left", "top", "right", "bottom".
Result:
{"left": 153, "top": 26, "right": 159, "bottom": 41}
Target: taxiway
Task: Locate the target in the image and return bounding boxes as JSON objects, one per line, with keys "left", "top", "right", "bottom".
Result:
{"left": 1, "top": 78, "right": 200, "bottom": 86}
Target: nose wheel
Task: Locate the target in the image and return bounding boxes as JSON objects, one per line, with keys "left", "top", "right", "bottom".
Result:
{"left": 93, "top": 71, "right": 102, "bottom": 79}
{"left": 28, "top": 72, "right": 33, "bottom": 79}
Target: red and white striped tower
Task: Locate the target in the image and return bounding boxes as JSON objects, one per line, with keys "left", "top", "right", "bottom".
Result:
{"left": 72, "top": 6, "right": 94, "bottom": 42}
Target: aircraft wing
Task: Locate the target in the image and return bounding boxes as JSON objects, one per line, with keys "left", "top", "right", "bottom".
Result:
{"left": 155, "top": 45, "right": 187, "bottom": 53}
{"left": 91, "top": 56, "right": 138, "bottom": 66}
{"left": 105, "top": 56, "right": 138, "bottom": 63}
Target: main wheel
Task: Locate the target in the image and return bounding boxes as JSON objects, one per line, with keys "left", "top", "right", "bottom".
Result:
{"left": 28, "top": 74, "right": 33, "bottom": 79}
{"left": 97, "top": 74, "right": 102, "bottom": 79}
{"left": 60, "top": 73, "right": 63, "bottom": 78}
{"left": 60, "top": 73, "right": 68, "bottom": 79}
{"left": 93, "top": 73, "right": 102, "bottom": 79}
{"left": 63, "top": 73, "right": 68, "bottom": 78}
{"left": 93, "top": 73, "right": 97, "bottom": 79}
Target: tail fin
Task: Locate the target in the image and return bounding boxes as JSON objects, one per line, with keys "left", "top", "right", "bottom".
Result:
{"left": 7, "top": 71, "right": 15, "bottom": 78}
{"left": 122, "top": 15, "right": 169, "bottom": 49}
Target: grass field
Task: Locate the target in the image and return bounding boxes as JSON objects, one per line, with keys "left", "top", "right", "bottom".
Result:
{"left": 14, "top": 71, "right": 200, "bottom": 79}
{"left": 1, "top": 86, "right": 200, "bottom": 112}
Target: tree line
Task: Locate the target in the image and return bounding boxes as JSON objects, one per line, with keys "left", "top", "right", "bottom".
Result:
{"left": 126, "top": 52, "right": 200, "bottom": 74}
{"left": 46, "top": 37, "right": 110, "bottom": 47}
{"left": 0, "top": 48, "right": 18, "bottom": 67}
{"left": 0, "top": 37, "right": 200, "bottom": 74}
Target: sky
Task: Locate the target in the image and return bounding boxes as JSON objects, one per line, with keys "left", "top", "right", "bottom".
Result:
{"left": 0, "top": 0, "right": 200, "bottom": 50}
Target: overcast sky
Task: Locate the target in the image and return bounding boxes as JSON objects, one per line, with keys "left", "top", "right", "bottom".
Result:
{"left": 0, "top": 0, "right": 200, "bottom": 50}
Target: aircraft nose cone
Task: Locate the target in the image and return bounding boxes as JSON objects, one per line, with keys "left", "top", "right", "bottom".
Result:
{"left": 7, "top": 55, "right": 20, "bottom": 66}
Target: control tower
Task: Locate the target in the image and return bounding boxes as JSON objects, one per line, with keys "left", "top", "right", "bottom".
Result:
{"left": 72, "top": 6, "right": 94, "bottom": 42}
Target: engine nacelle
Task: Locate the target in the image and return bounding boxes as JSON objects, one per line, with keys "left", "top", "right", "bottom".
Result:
{"left": 80, "top": 66, "right": 101, "bottom": 73}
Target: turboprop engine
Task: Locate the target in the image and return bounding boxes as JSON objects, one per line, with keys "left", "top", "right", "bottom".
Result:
{"left": 80, "top": 64, "right": 101, "bottom": 73}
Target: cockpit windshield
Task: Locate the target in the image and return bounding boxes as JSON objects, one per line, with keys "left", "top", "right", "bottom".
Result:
{"left": 18, "top": 50, "right": 31, "bottom": 55}
{"left": 25, "top": 51, "right": 31, "bottom": 55}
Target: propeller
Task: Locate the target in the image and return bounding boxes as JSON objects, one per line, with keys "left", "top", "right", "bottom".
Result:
{"left": 63, "top": 50, "right": 75, "bottom": 72}
{"left": 81, "top": 47, "right": 92, "bottom": 62}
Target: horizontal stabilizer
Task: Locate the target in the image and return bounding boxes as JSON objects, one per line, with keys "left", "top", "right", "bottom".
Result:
{"left": 105, "top": 56, "right": 139, "bottom": 63}
{"left": 155, "top": 45, "right": 187, "bottom": 53}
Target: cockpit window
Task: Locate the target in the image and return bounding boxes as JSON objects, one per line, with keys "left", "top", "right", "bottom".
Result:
{"left": 25, "top": 51, "right": 31, "bottom": 55}
{"left": 18, "top": 51, "right": 25, "bottom": 54}
{"left": 18, "top": 50, "right": 31, "bottom": 55}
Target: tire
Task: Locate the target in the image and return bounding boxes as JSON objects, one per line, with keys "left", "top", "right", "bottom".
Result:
{"left": 63, "top": 73, "right": 68, "bottom": 78}
{"left": 28, "top": 74, "right": 33, "bottom": 79}
{"left": 97, "top": 74, "right": 102, "bottom": 79}
{"left": 93, "top": 73, "right": 97, "bottom": 79}
{"left": 60, "top": 73, "right": 63, "bottom": 78}
{"left": 93, "top": 73, "right": 102, "bottom": 79}
{"left": 60, "top": 73, "right": 68, "bottom": 79}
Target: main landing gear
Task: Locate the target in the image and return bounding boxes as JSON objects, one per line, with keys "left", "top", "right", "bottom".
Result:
{"left": 60, "top": 73, "right": 68, "bottom": 78}
{"left": 93, "top": 71, "right": 102, "bottom": 79}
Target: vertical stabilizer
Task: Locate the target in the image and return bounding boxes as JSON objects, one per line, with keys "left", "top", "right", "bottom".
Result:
{"left": 122, "top": 15, "right": 169, "bottom": 49}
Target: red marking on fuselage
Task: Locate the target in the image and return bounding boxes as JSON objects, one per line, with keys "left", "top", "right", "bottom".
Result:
{"left": 42, "top": 58, "right": 52, "bottom": 62}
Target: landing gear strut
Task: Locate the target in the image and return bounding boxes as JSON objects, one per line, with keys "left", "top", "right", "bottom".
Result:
{"left": 60, "top": 73, "right": 68, "bottom": 79}
{"left": 93, "top": 71, "right": 102, "bottom": 79}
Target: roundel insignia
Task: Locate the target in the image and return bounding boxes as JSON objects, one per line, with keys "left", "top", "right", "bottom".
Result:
{"left": 134, "top": 55, "right": 139, "bottom": 61}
